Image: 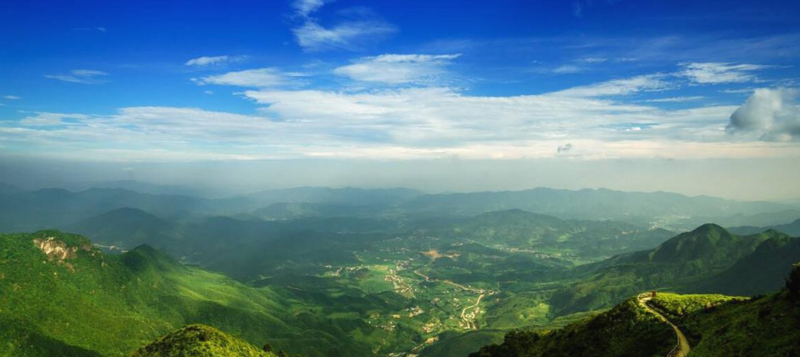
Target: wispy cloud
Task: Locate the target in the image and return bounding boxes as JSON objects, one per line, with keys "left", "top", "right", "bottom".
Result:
{"left": 192, "top": 68, "right": 298, "bottom": 88}
{"left": 334, "top": 54, "right": 461, "bottom": 85}
{"left": 74, "top": 27, "right": 106, "bottom": 33}
{"left": 290, "top": 0, "right": 396, "bottom": 51}
{"left": 579, "top": 57, "right": 608, "bottom": 63}
{"left": 645, "top": 96, "right": 705, "bottom": 103}
{"left": 679, "top": 62, "right": 770, "bottom": 84}
{"left": 552, "top": 65, "right": 585, "bottom": 74}
{"left": 292, "top": 0, "right": 327, "bottom": 18}
{"left": 3, "top": 95, "right": 21, "bottom": 100}
{"left": 19, "top": 112, "right": 89, "bottom": 127}
{"left": 554, "top": 74, "right": 671, "bottom": 97}
{"left": 185, "top": 55, "right": 247, "bottom": 67}
{"left": 44, "top": 69, "right": 109, "bottom": 84}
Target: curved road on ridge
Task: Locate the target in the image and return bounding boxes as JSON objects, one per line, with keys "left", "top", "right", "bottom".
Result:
{"left": 637, "top": 293, "right": 691, "bottom": 357}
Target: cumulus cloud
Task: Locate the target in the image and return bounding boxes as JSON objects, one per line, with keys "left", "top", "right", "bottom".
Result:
{"left": 680, "top": 62, "right": 769, "bottom": 84}
{"left": 333, "top": 54, "right": 461, "bottom": 84}
{"left": 185, "top": 55, "right": 247, "bottom": 66}
{"left": 727, "top": 88, "right": 800, "bottom": 141}
{"left": 193, "top": 68, "right": 295, "bottom": 88}
{"left": 44, "top": 69, "right": 109, "bottom": 84}
{"left": 290, "top": 0, "right": 395, "bottom": 51}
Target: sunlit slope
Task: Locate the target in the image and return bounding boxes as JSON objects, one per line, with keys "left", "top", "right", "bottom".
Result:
{"left": 469, "top": 298, "right": 675, "bottom": 357}
{"left": 471, "top": 264, "right": 800, "bottom": 357}
{"left": 0, "top": 231, "right": 372, "bottom": 357}
{"left": 127, "top": 324, "right": 277, "bottom": 357}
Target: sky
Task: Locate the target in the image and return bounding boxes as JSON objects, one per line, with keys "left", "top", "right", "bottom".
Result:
{"left": 0, "top": 0, "right": 799, "bottom": 199}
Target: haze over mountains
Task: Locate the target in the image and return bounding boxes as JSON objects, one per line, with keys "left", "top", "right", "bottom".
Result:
{"left": 1, "top": 180, "right": 799, "bottom": 357}
{"left": 1, "top": 181, "right": 798, "bottom": 233}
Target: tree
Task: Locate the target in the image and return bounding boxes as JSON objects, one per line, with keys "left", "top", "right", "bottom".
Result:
{"left": 263, "top": 343, "right": 273, "bottom": 352}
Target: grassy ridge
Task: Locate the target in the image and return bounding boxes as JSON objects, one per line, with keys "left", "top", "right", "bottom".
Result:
{"left": 650, "top": 290, "right": 800, "bottom": 356}
{"left": 471, "top": 265, "right": 800, "bottom": 357}
{"left": 468, "top": 298, "right": 674, "bottom": 357}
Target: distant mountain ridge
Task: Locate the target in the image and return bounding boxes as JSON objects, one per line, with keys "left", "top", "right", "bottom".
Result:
{"left": 1, "top": 185, "right": 794, "bottom": 233}
{"left": 402, "top": 187, "right": 794, "bottom": 227}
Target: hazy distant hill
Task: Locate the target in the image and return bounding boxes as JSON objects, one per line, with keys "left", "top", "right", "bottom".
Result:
{"left": 402, "top": 188, "right": 792, "bottom": 226}
{"left": 0, "top": 186, "right": 422, "bottom": 232}
{"left": 0, "top": 182, "right": 22, "bottom": 195}
{"left": 0, "top": 188, "right": 209, "bottom": 232}
{"left": 427, "top": 209, "right": 675, "bottom": 258}
{"left": 730, "top": 218, "right": 800, "bottom": 237}
{"left": 66, "top": 207, "right": 179, "bottom": 249}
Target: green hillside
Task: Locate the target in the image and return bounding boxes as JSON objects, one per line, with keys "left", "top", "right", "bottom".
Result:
{"left": 128, "top": 324, "right": 278, "bottom": 357}
{"left": 549, "top": 225, "right": 788, "bottom": 315}
{"left": 468, "top": 298, "right": 675, "bottom": 357}
{"left": 471, "top": 264, "right": 800, "bottom": 357}
{"left": 0, "top": 231, "right": 386, "bottom": 357}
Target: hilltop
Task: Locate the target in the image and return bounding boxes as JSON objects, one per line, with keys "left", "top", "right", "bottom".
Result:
{"left": 128, "top": 324, "right": 278, "bottom": 357}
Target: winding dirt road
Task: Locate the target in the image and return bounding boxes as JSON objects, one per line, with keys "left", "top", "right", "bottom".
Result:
{"left": 637, "top": 293, "right": 691, "bottom": 357}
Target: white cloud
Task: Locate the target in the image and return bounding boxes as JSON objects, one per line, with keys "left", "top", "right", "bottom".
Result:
{"left": 680, "top": 62, "right": 769, "bottom": 84}
{"left": 727, "top": 88, "right": 800, "bottom": 141}
{"left": 553, "top": 65, "right": 585, "bottom": 74}
{"left": 645, "top": 96, "right": 704, "bottom": 103}
{"left": 4, "top": 95, "right": 21, "bottom": 100}
{"left": 4, "top": 75, "right": 799, "bottom": 162}
{"left": 19, "top": 112, "right": 89, "bottom": 127}
{"left": 185, "top": 55, "right": 247, "bottom": 66}
{"left": 334, "top": 54, "right": 461, "bottom": 84}
{"left": 44, "top": 69, "right": 109, "bottom": 84}
{"left": 293, "top": 19, "right": 395, "bottom": 52}
{"left": 579, "top": 57, "right": 608, "bottom": 63}
{"left": 554, "top": 74, "right": 671, "bottom": 97}
{"left": 292, "top": 0, "right": 327, "bottom": 17}
{"left": 289, "top": 0, "right": 395, "bottom": 51}
{"left": 193, "top": 68, "right": 291, "bottom": 88}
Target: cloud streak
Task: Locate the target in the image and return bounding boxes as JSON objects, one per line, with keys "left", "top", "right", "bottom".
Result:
{"left": 290, "top": 0, "right": 396, "bottom": 51}
{"left": 192, "top": 68, "right": 298, "bottom": 88}
{"left": 44, "top": 70, "right": 109, "bottom": 84}
{"left": 680, "top": 62, "right": 770, "bottom": 84}
{"left": 185, "top": 55, "right": 247, "bottom": 66}
{"left": 334, "top": 54, "right": 461, "bottom": 85}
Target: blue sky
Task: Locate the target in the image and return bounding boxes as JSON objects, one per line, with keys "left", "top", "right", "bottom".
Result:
{"left": 0, "top": 0, "right": 799, "bottom": 163}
